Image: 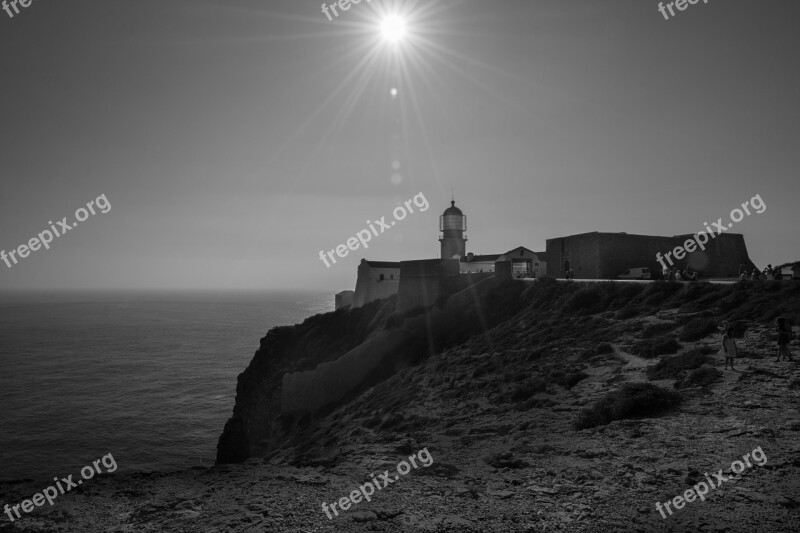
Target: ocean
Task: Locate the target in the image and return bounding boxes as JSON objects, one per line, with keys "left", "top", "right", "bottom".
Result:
{"left": 0, "top": 290, "right": 332, "bottom": 484}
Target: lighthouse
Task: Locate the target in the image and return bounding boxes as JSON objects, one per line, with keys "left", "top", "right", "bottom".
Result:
{"left": 439, "top": 200, "right": 467, "bottom": 259}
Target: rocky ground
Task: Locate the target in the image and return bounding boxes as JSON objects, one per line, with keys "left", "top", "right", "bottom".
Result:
{"left": 2, "top": 284, "right": 799, "bottom": 533}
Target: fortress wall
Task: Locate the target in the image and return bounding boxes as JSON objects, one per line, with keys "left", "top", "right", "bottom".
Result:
{"left": 598, "top": 233, "right": 754, "bottom": 278}
{"left": 597, "top": 233, "right": 680, "bottom": 278}
{"left": 353, "top": 261, "right": 400, "bottom": 308}
{"left": 494, "top": 260, "right": 512, "bottom": 281}
{"left": 547, "top": 232, "right": 755, "bottom": 279}
{"left": 546, "top": 235, "right": 601, "bottom": 278}
{"left": 441, "top": 271, "right": 493, "bottom": 295}
{"left": 335, "top": 290, "right": 354, "bottom": 310}
{"left": 281, "top": 274, "right": 500, "bottom": 415}
{"left": 395, "top": 259, "right": 459, "bottom": 313}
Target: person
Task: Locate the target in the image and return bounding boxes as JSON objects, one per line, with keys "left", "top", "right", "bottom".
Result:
{"left": 662, "top": 266, "right": 670, "bottom": 280}
{"left": 739, "top": 270, "right": 748, "bottom": 281}
{"left": 775, "top": 317, "right": 794, "bottom": 362}
{"left": 751, "top": 268, "right": 760, "bottom": 281}
{"left": 675, "top": 269, "right": 682, "bottom": 281}
{"left": 722, "top": 327, "right": 738, "bottom": 370}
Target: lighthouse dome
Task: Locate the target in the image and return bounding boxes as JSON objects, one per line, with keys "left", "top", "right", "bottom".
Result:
{"left": 442, "top": 200, "right": 463, "bottom": 216}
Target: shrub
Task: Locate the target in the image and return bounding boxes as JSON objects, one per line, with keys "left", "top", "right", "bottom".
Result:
{"left": 646, "top": 349, "right": 709, "bottom": 380}
{"left": 679, "top": 318, "right": 719, "bottom": 342}
{"left": 679, "top": 282, "right": 719, "bottom": 303}
{"left": 615, "top": 305, "right": 644, "bottom": 320}
{"left": 642, "top": 322, "right": 679, "bottom": 338}
{"left": 472, "top": 361, "right": 497, "bottom": 378}
{"left": 513, "top": 397, "right": 556, "bottom": 410}
{"left": 562, "top": 286, "right": 610, "bottom": 315}
{"left": 527, "top": 349, "right": 546, "bottom": 362}
{"left": 640, "top": 281, "right": 684, "bottom": 307}
{"left": 574, "top": 383, "right": 682, "bottom": 429}
{"left": 380, "top": 413, "right": 404, "bottom": 429}
{"left": 674, "top": 366, "right": 723, "bottom": 389}
{"left": 509, "top": 378, "right": 549, "bottom": 402}
{"left": 630, "top": 336, "right": 682, "bottom": 359}
{"left": 385, "top": 312, "right": 405, "bottom": 329}
{"left": 597, "top": 343, "right": 614, "bottom": 355}
{"left": 557, "top": 371, "right": 589, "bottom": 390}
{"left": 607, "top": 283, "right": 646, "bottom": 310}
{"left": 484, "top": 452, "right": 529, "bottom": 469}
{"left": 363, "top": 414, "right": 383, "bottom": 428}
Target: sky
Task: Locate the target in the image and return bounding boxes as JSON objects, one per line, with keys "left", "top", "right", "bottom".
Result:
{"left": 0, "top": 0, "right": 797, "bottom": 292}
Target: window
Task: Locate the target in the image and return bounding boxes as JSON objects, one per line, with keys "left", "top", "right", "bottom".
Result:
{"left": 379, "top": 274, "right": 385, "bottom": 281}
{"left": 390, "top": 274, "right": 394, "bottom": 279}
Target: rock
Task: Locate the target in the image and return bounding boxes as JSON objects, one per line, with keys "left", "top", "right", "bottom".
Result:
{"left": 527, "top": 485, "right": 557, "bottom": 494}
{"left": 351, "top": 510, "right": 377, "bottom": 522}
{"left": 487, "top": 489, "right": 515, "bottom": 499}
{"left": 782, "top": 419, "right": 800, "bottom": 430}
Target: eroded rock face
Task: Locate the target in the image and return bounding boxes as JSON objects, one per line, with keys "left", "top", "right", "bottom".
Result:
{"left": 216, "top": 297, "right": 398, "bottom": 463}
{"left": 216, "top": 277, "right": 528, "bottom": 464}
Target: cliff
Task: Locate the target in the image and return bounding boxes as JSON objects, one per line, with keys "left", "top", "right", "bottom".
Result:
{"left": 217, "top": 276, "right": 530, "bottom": 463}
{"left": 217, "top": 278, "right": 800, "bottom": 466}
{"left": 3, "top": 278, "right": 799, "bottom": 532}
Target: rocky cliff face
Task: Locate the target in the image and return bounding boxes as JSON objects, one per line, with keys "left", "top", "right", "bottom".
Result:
{"left": 215, "top": 296, "right": 398, "bottom": 463}
{"left": 216, "top": 277, "right": 531, "bottom": 464}
{"left": 217, "top": 278, "right": 800, "bottom": 467}
{"left": 5, "top": 279, "right": 799, "bottom": 532}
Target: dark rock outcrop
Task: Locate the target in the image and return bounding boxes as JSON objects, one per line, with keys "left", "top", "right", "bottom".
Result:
{"left": 216, "top": 277, "right": 530, "bottom": 464}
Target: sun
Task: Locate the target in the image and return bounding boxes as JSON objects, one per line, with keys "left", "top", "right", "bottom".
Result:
{"left": 380, "top": 15, "right": 407, "bottom": 44}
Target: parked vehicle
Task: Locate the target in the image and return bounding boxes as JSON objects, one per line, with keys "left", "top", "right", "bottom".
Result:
{"left": 618, "top": 267, "right": 651, "bottom": 280}
{"left": 781, "top": 266, "right": 800, "bottom": 280}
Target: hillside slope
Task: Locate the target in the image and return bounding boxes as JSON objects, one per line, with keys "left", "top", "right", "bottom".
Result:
{"left": 3, "top": 279, "right": 799, "bottom": 532}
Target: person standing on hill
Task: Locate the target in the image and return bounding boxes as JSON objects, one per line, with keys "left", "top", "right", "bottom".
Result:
{"left": 722, "top": 327, "right": 738, "bottom": 370}
{"left": 775, "top": 317, "right": 794, "bottom": 362}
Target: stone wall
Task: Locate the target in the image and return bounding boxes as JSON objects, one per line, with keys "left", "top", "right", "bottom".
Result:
{"left": 395, "top": 258, "right": 459, "bottom": 313}
{"left": 353, "top": 261, "right": 400, "bottom": 308}
{"left": 547, "top": 232, "right": 755, "bottom": 279}
{"left": 335, "top": 290, "right": 354, "bottom": 310}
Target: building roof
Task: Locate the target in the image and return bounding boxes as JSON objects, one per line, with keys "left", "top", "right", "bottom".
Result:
{"left": 442, "top": 200, "right": 464, "bottom": 217}
{"left": 363, "top": 260, "right": 401, "bottom": 269}
{"left": 546, "top": 231, "right": 744, "bottom": 241}
{"left": 460, "top": 254, "right": 501, "bottom": 262}
{"left": 503, "top": 246, "right": 542, "bottom": 257}
{"left": 460, "top": 247, "right": 545, "bottom": 263}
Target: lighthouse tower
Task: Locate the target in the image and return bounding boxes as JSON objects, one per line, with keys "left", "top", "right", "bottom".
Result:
{"left": 439, "top": 200, "right": 467, "bottom": 259}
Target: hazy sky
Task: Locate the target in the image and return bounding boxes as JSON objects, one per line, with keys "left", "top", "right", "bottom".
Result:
{"left": 1, "top": 0, "right": 797, "bottom": 291}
